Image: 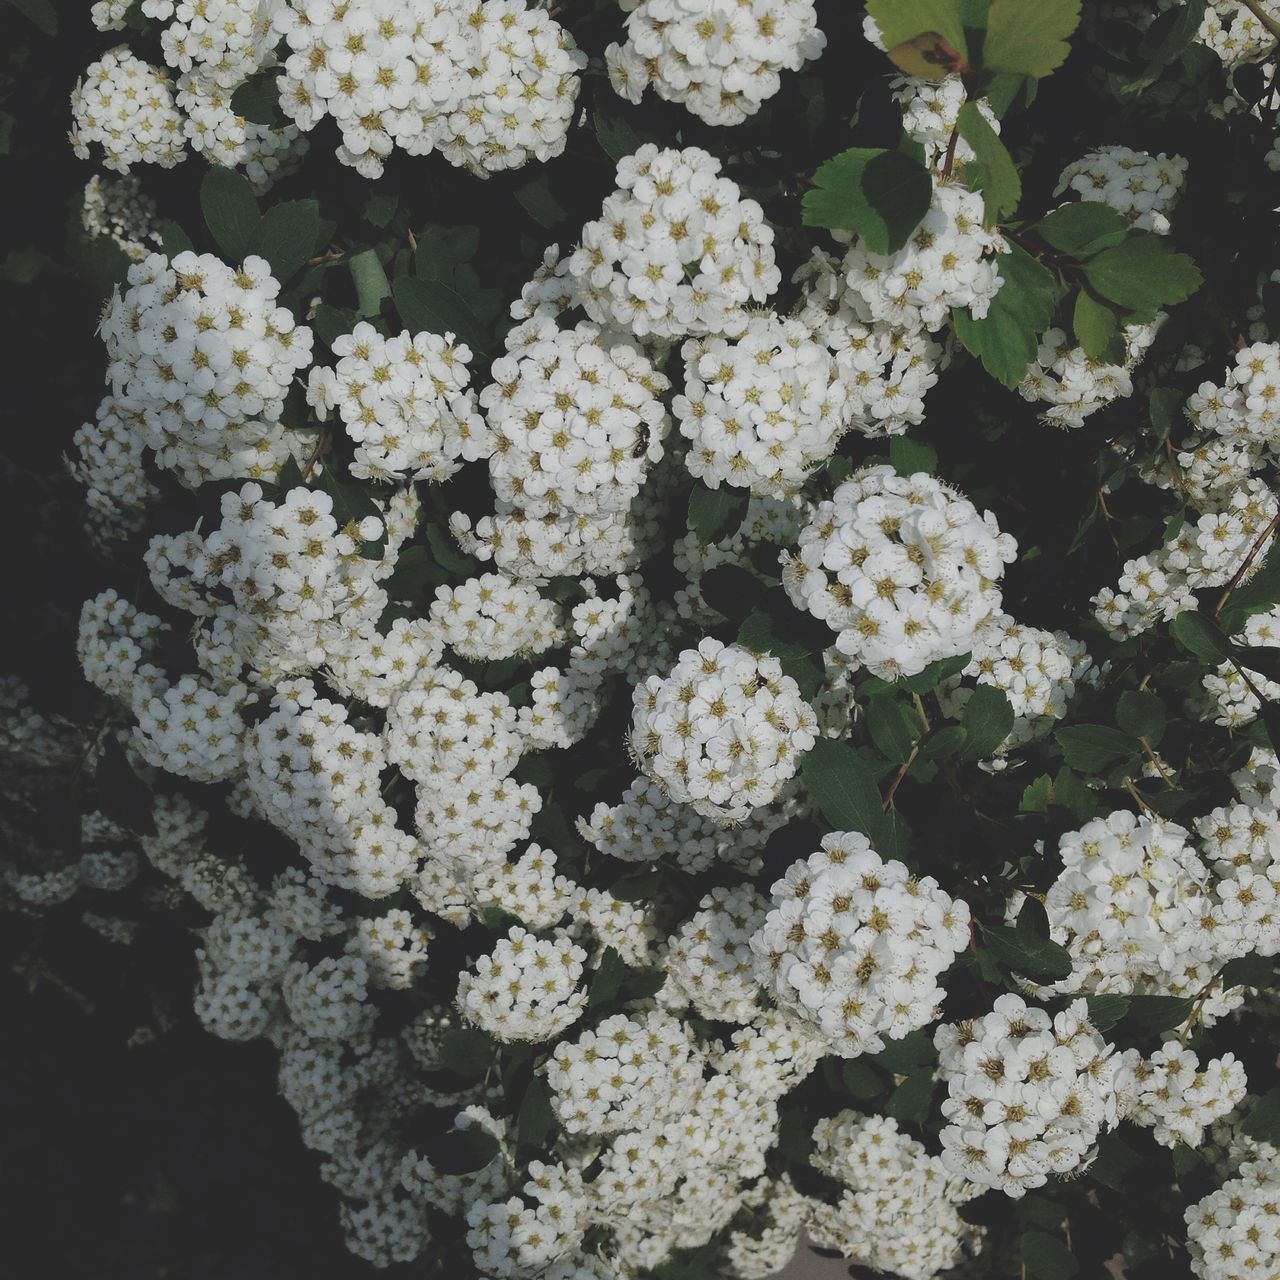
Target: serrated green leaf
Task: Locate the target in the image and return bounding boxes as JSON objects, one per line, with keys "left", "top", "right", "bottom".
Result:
{"left": 961, "top": 685, "right": 1015, "bottom": 759}
{"left": 588, "top": 947, "right": 628, "bottom": 1007}
{"left": 983, "top": 924, "right": 1073, "bottom": 981}
{"left": 516, "top": 1076, "right": 555, "bottom": 1151}
{"left": 952, "top": 242, "right": 1059, "bottom": 388}
{"left": 872, "top": 1029, "right": 937, "bottom": 1074}
{"left": 349, "top": 247, "right": 391, "bottom": 317}
{"left": 200, "top": 167, "right": 260, "bottom": 262}
{"left": 801, "top": 740, "right": 886, "bottom": 842}
{"left": 889, "top": 435, "right": 938, "bottom": 476}
{"left": 1121, "top": 994, "right": 1196, "bottom": 1035}
{"left": 594, "top": 111, "right": 647, "bottom": 163}
{"left": 1083, "top": 994, "right": 1130, "bottom": 1033}
{"left": 394, "top": 275, "right": 489, "bottom": 355}
{"left": 1072, "top": 288, "right": 1119, "bottom": 360}
{"left": 867, "top": 696, "right": 920, "bottom": 765}
{"left": 688, "top": 483, "right": 748, "bottom": 545}
{"left": 1171, "top": 611, "right": 1235, "bottom": 665}
{"left": 1220, "top": 951, "right": 1276, "bottom": 990}
{"left": 984, "top": 0, "right": 1081, "bottom": 78}
{"left": 1034, "top": 203, "right": 1129, "bottom": 256}
{"left": 515, "top": 175, "right": 567, "bottom": 228}
{"left": 840, "top": 1059, "right": 884, "bottom": 1100}
{"left": 865, "top": 0, "right": 969, "bottom": 59}
{"left": 1021, "top": 1229, "right": 1078, "bottom": 1280}
{"left": 1116, "top": 690, "right": 1166, "bottom": 744}
{"left": 1055, "top": 723, "right": 1140, "bottom": 773}
{"left": 254, "top": 199, "right": 320, "bottom": 283}
{"left": 1083, "top": 233, "right": 1203, "bottom": 318}
{"left": 1240, "top": 1089, "right": 1280, "bottom": 1144}
{"left": 884, "top": 1069, "right": 935, "bottom": 1123}
{"left": 1090, "top": 1132, "right": 1141, "bottom": 1189}
{"left": 957, "top": 101, "right": 1021, "bottom": 221}
{"left": 439, "top": 1028, "right": 496, "bottom": 1077}
{"left": 922, "top": 724, "right": 967, "bottom": 760}
{"left": 430, "top": 1127, "right": 501, "bottom": 1175}
{"left": 229, "top": 77, "right": 281, "bottom": 126}
{"left": 802, "top": 147, "right": 934, "bottom": 255}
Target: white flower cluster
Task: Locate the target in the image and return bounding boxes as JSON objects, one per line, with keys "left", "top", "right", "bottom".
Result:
{"left": 1185, "top": 1153, "right": 1280, "bottom": 1280}
{"left": 546, "top": 1008, "right": 702, "bottom": 1134}
{"left": 1188, "top": 342, "right": 1280, "bottom": 449}
{"left": 1116, "top": 1042, "right": 1247, "bottom": 1149}
{"left": 605, "top": 0, "right": 826, "bottom": 126}
{"left": 1197, "top": 0, "right": 1280, "bottom": 68}
{"left": 567, "top": 145, "right": 781, "bottom": 339}
{"left": 1039, "top": 808, "right": 1280, "bottom": 1015}
{"left": 674, "top": 314, "right": 852, "bottom": 496}
{"left": 794, "top": 249, "right": 943, "bottom": 437}
{"left": 1094, "top": 479, "right": 1278, "bottom": 638}
{"left": 99, "top": 252, "right": 313, "bottom": 487}
{"left": 274, "top": 0, "right": 584, "bottom": 178}
{"left": 837, "top": 183, "right": 1006, "bottom": 334}
{"left": 783, "top": 465, "right": 1017, "bottom": 680}
{"left": 628, "top": 638, "right": 817, "bottom": 823}
{"left": 808, "top": 1113, "right": 984, "bottom": 1280}
{"left": 723, "top": 1176, "right": 811, "bottom": 1280}
{"left": 306, "top": 322, "right": 485, "bottom": 483}
{"left": 893, "top": 75, "right": 1000, "bottom": 169}
{"left": 940, "top": 613, "right": 1094, "bottom": 753}
{"left": 750, "top": 832, "right": 970, "bottom": 1057}
{"left": 456, "top": 926, "right": 587, "bottom": 1042}
{"left": 69, "top": 47, "right": 187, "bottom": 172}
{"left": 456, "top": 316, "right": 670, "bottom": 580}
{"left": 82, "top": 174, "right": 161, "bottom": 261}
{"left": 1056, "top": 145, "right": 1188, "bottom": 233}
{"left": 935, "top": 994, "right": 1120, "bottom": 1197}
{"left": 427, "top": 573, "right": 559, "bottom": 661}
{"left": 1204, "top": 605, "right": 1280, "bottom": 728}
{"left": 68, "top": 397, "right": 160, "bottom": 545}
{"left": 153, "top": 0, "right": 281, "bottom": 91}
{"left": 1018, "top": 317, "right": 1165, "bottom": 428}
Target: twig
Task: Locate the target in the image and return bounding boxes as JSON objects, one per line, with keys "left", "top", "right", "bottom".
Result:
{"left": 1178, "top": 971, "right": 1224, "bottom": 1046}
{"left": 1122, "top": 776, "right": 1158, "bottom": 817}
{"left": 1214, "top": 509, "right": 1280, "bottom": 616}
{"left": 1140, "top": 736, "right": 1174, "bottom": 787}
{"left": 1241, "top": 0, "right": 1280, "bottom": 44}
{"left": 941, "top": 121, "right": 960, "bottom": 179}
{"left": 301, "top": 429, "right": 328, "bottom": 482}
{"left": 883, "top": 745, "right": 920, "bottom": 810}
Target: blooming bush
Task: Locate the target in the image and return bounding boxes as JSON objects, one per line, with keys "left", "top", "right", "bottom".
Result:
{"left": 8, "top": 0, "right": 1280, "bottom": 1278}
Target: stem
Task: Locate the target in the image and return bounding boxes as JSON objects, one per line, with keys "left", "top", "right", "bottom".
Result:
{"left": 1240, "top": 0, "right": 1280, "bottom": 44}
{"left": 1215, "top": 509, "right": 1280, "bottom": 616}
{"left": 301, "top": 429, "right": 328, "bottom": 482}
{"left": 1140, "top": 737, "right": 1174, "bottom": 787}
{"left": 941, "top": 121, "right": 960, "bottom": 180}
{"left": 883, "top": 745, "right": 920, "bottom": 811}
{"left": 1122, "top": 776, "right": 1158, "bottom": 818}
{"left": 1178, "top": 972, "right": 1224, "bottom": 1047}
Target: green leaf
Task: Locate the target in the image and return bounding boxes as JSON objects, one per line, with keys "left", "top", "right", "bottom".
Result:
{"left": 516, "top": 1076, "right": 555, "bottom": 1151}
{"left": 609, "top": 871, "right": 661, "bottom": 903}
{"left": 840, "top": 1060, "right": 884, "bottom": 1100}
{"left": 1034, "top": 203, "right": 1129, "bottom": 256}
{"left": 896, "top": 653, "right": 972, "bottom": 694}
{"left": 867, "top": 696, "right": 921, "bottom": 765}
{"left": 254, "top": 199, "right": 320, "bottom": 283}
{"left": 200, "top": 167, "right": 260, "bottom": 262}
{"left": 961, "top": 685, "right": 1015, "bottom": 760}
{"left": 952, "top": 242, "right": 1059, "bottom": 389}
{"left": 1220, "top": 951, "right": 1277, "bottom": 990}
{"left": 1083, "top": 234, "right": 1203, "bottom": 319}
{"left": 699, "top": 564, "right": 761, "bottom": 625}
{"left": 430, "top": 1127, "right": 500, "bottom": 1175}
{"left": 594, "top": 111, "right": 647, "bottom": 163}
{"left": 364, "top": 191, "right": 399, "bottom": 229}
{"left": 1116, "top": 690, "right": 1166, "bottom": 744}
{"left": 1021, "top": 1230, "right": 1078, "bottom": 1280}
{"left": 1240, "top": 1089, "right": 1280, "bottom": 1144}
{"left": 1171, "top": 611, "right": 1235, "bottom": 665}
{"left": 160, "top": 220, "right": 195, "bottom": 258}
{"left": 1072, "top": 289, "right": 1119, "bottom": 360}
{"left": 439, "top": 1028, "right": 496, "bottom": 1077}
{"left": 6, "top": 0, "right": 56, "bottom": 34}
{"left": 802, "top": 147, "right": 934, "bottom": 255}
{"left": 393, "top": 276, "right": 489, "bottom": 355}
{"left": 776, "top": 1109, "right": 815, "bottom": 1163}
{"left": 514, "top": 175, "right": 567, "bottom": 228}
{"left": 1055, "top": 723, "right": 1139, "bottom": 773}
{"left": 427, "top": 524, "right": 475, "bottom": 576}
{"left": 982, "top": 924, "right": 1072, "bottom": 981}
{"left": 872, "top": 1029, "right": 937, "bottom": 1074}
{"left": 957, "top": 101, "right": 1021, "bottom": 221}
{"left": 884, "top": 1068, "right": 935, "bottom": 1123}
{"left": 1090, "top": 1132, "right": 1141, "bottom": 1189}
{"left": 311, "top": 303, "right": 353, "bottom": 349}
{"left": 737, "top": 606, "right": 825, "bottom": 701}
{"left": 588, "top": 947, "right": 629, "bottom": 1007}
{"left": 921, "top": 724, "right": 967, "bottom": 760}
{"left": 984, "top": 0, "right": 1081, "bottom": 78}
{"left": 349, "top": 248, "right": 391, "bottom": 317}
{"left": 1148, "top": 386, "right": 1184, "bottom": 440}
{"left": 1121, "top": 994, "right": 1196, "bottom": 1035}
{"left": 865, "top": 0, "right": 970, "bottom": 59}
{"left": 688, "top": 483, "right": 748, "bottom": 545}
{"left": 889, "top": 435, "right": 938, "bottom": 476}
{"left": 1083, "top": 994, "right": 1130, "bottom": 1033}
{"left": 1173, "top": 1143, "right": 1204, "bottom": 1180}
{"left": 1221, "top": 540, "right": 1280, "bottom": 635}
{"left": 229, "top": 77, "right": 281, "bottom": 126}
{"left": 801, "top": 740, "right": 886, "bottom": 843}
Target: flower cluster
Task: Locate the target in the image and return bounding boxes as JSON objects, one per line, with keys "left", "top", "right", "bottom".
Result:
{"left": 69, "top": 47, "right": 187, "bottom": 172}
{"left": 783, "top": 465, "right": 1017, "bottom": 679}
{"left": 605, "top": 0, "right": 826, "bottom": 126}
{"left": 628, "top": 638, "right": 817, "bottom": 823}
{"left": 1055, "top": 145, "right": 1188, "bottom": 234}
{"left": 750, "top": 832, "right": 970, "bottom": 1057}
{"left": 567, "top": 145, "right": 781, "bottom": 339}
{"left": 1185, "top": 1153, "right": 1280, "bottom": 1280}
{"left": 1116, "top": 1042, "right": 1247, "bottom": 1149}
{"left": 306, "top": 322, "right": 484, "bottom": 483}
{"left": 935, "top": 994, "right": 1121, "bottom": 1197}
{"left": 274, "top": 0, "right": 584, "bottom": 178}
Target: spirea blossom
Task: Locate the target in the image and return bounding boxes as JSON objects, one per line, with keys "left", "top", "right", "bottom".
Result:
{"left": 70, "top": 47, "right": 187, "bottom": 172}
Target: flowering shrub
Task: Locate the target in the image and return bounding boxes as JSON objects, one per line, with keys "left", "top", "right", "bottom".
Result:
{"left": 9, "top": 0, "right": 1280, "bottom": 1277}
